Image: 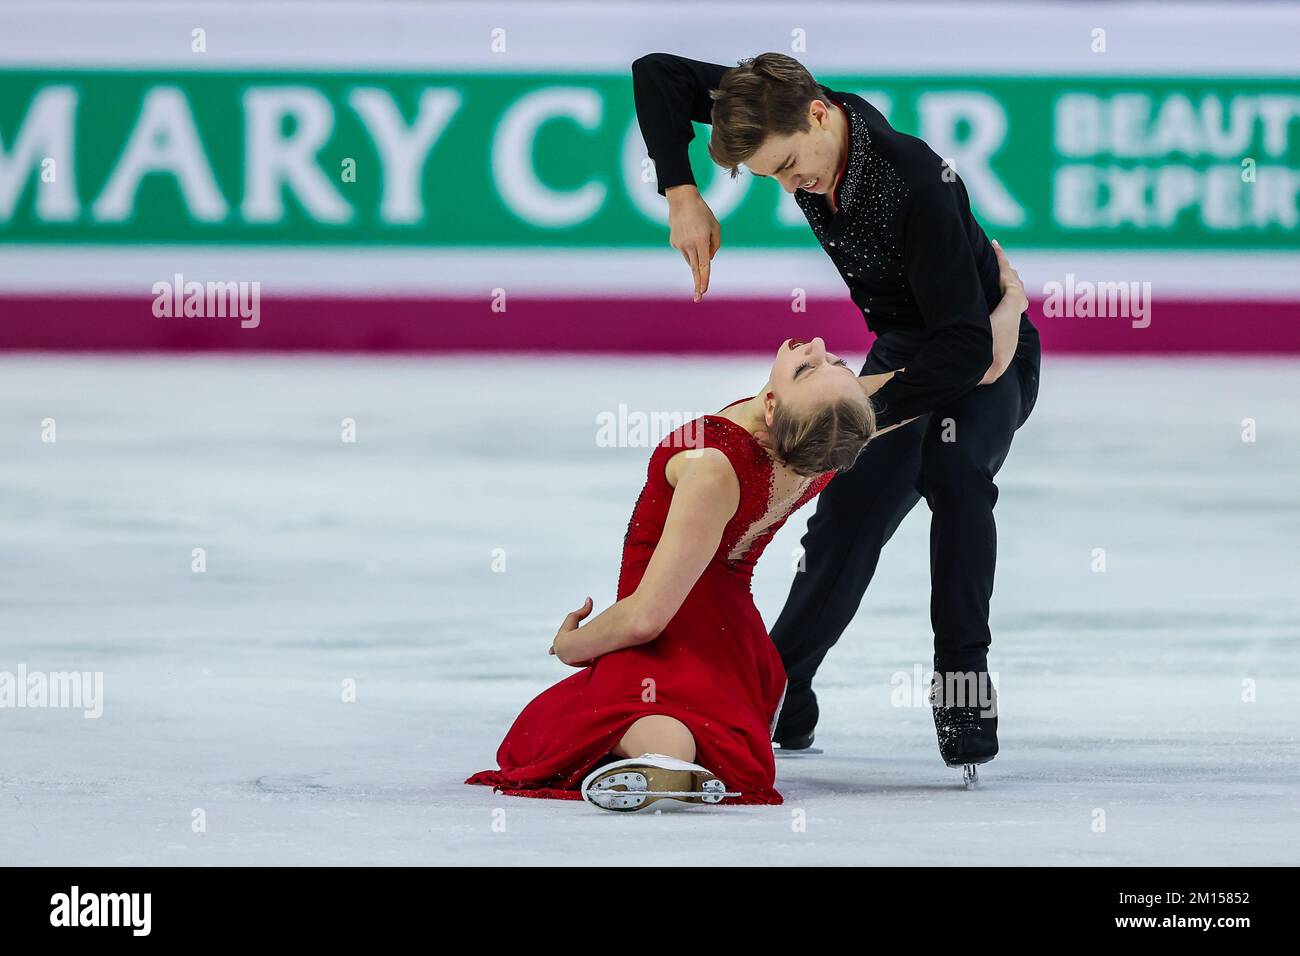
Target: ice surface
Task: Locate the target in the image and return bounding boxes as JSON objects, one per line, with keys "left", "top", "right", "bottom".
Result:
{"left": 1, "top": 354, "right": 1297, "bottom": 866}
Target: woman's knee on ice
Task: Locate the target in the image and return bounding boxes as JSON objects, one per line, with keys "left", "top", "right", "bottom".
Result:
{"left": 614, "top": 715, "right": 697, "bottom": 762}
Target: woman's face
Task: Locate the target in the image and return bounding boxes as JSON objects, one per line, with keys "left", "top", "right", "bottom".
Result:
{"left": 766, "top": 337, "right": 862, "bottom": 422}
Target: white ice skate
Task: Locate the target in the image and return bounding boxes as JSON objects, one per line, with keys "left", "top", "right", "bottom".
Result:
{"left": 580, "top": 753, "right": 740, "bottom": 812}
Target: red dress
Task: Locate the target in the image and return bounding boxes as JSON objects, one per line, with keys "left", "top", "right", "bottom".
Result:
{"left": 466, "top": 401, "right": 836, "bottom": 805}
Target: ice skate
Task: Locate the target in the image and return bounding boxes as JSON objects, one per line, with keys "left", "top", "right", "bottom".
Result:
{"left": 580, "top": 754, "right": 739, "bottom": 812}
{"left": 772, "top": 730, "right": 823, "bottom": 756}
{"left": 772, "top": 688, "right": 823, "bottom": 755}
{"left": 930, "top": 673, "right": 998, "bottom": 787}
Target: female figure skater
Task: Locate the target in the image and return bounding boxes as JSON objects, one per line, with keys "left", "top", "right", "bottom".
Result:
{"left": 467, "top": 245, "right": 1027, "bottom": 811}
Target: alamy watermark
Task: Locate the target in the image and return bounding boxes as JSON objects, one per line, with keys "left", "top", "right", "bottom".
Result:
{"left": 50, "top": 886, "right": 150, "bottom": 936}
{"left": 891, "top": 665, "right": 999, "bottom": 718}
{"left": 151, "top": 272, "right": 261, "bottom": 328}
{"left": 595, "top": 404, "right": 712, "bottom": 449}
{"left": 0, "top": 665, "right": 103, "bottom": 718}
{"left": 1042, "top": 273, "right": 1152, "bottom": 328}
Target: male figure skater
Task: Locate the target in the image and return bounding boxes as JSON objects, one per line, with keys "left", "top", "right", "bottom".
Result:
{"left": 631, "top": 51, "right": 1041, "bottom": 774}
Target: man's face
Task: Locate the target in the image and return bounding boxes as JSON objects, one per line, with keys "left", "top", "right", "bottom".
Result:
{"left": 744, "top": 99, "right": 844, "bottom": 196}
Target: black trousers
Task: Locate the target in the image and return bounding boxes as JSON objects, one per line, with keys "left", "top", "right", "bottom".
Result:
{"left": 770, "top": 324, "right": 1041, "bottom": 739}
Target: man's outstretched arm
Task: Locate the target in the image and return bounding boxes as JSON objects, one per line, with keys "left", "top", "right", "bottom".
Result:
{"left": 631, "top": 52, "right": 732, "bottom": 300}
{"left": 631, "top": 53, "right": 731, "bottom": 196}
{"left": 868, "top": 180, "right": 995, "bottom": 429}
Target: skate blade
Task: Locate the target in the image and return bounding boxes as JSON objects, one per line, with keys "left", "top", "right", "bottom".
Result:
{"left": 943, "top": 753, "right": 995, "bottom": 769}
{"left": 582, "top": 765, "right": 739, "bottom": 812}
{"left": 773, "top": 745, "right": 824, "bottom": 758}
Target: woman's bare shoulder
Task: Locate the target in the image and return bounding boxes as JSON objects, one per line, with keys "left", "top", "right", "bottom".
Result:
{"left": 663, "top": 444, "right": 736, "bottom": 491}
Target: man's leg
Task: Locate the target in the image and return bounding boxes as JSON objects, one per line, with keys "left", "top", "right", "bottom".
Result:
{"left": 918, "top": 350, "right": 1035, "bottom": 681}
{"left": 770, "top": 416, "right": 926, "bottom": 744}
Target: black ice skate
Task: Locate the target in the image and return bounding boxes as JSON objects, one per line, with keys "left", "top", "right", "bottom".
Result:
{"left": 929, "top": 672, "right": 998, "bottom": 789}
{"left": 772, "top": 685, "right": 823, "bottom": 755}
{"left": 772, "top": 729, "right": 822, "bottom": 756}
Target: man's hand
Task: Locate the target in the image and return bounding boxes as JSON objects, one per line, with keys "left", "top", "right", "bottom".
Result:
{"left": 666, "top": 185, "right": 721, "bottom": 302}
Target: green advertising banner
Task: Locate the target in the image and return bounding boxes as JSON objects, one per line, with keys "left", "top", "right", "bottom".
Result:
{"left": 3, "top": 70, "right": 1298, "bottom": 250}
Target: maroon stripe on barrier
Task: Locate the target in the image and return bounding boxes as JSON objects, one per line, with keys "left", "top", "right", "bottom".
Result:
{"left": 1, "top": 295, "right": 1298, "bottom": 353}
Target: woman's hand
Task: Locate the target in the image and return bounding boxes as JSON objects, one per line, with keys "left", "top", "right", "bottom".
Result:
{"left": 993, "top": 239, "right": 1028, "bottom": 314}
{"left": 979, "top": 240, "right": 1027, "bottom": 386}
{"left": 549, "top": 596, "right": 594, "bottom": 666}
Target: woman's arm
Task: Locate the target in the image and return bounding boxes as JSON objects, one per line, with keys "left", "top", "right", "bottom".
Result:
{"left": 854, "top": 369, "right": 920, "bottom": 437}
{"left": 550, "top": 447, "right": 739, "bottom": 666}
{"left": 859, "top": 370, "right": 898, "bottom": 397}
{"left": 978, "top": 240, "right": 1029, "bottom": 386}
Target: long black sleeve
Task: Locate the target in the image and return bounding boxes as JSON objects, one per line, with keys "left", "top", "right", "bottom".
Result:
{"left": 869, "top": 180, "right": 994, "bottom": 429}
{"left": 631, "top": 53, "right": 731, "bottom": 196}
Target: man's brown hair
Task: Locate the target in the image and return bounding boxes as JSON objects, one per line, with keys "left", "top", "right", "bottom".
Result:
{"left": 707, "top": 53, "right": 825, "bottom": 179}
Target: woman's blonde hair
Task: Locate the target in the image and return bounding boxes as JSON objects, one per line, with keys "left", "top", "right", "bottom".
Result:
{"left": 769, "top": 392, "right": 877, "bottom": 477}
